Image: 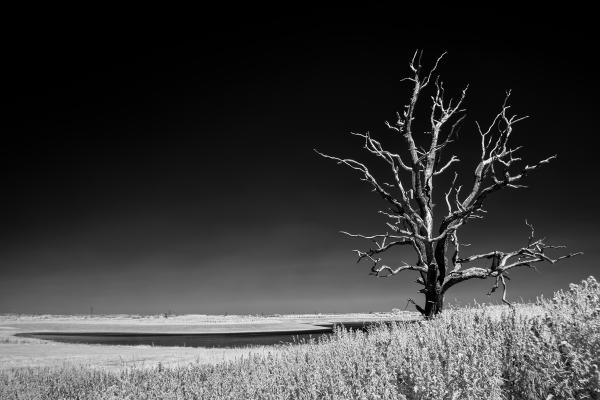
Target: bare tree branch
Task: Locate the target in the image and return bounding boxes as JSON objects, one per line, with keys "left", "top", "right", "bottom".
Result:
{"left": 434, "top": 155, "right": 460, "bottom": 175}
{"left": 443, "top": 222, "right": 583, "bottom": 298}
{"left": 370, "top": 261, "right": 427, "bottom": 278}
{"left": 314, "top": 150, "right": 405, "bottom": 212}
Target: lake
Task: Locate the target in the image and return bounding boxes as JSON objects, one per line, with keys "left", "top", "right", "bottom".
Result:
{"left": 16, "top": 322, "right": 389, "bottom": 348}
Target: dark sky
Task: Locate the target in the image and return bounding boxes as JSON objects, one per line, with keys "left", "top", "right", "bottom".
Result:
{"left": 1, "top": 9, "right": 598, "bottom": 314}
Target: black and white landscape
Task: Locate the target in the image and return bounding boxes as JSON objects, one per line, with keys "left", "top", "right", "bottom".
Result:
{"left": 1, "top": 8, "right": 599, "bottom": 399}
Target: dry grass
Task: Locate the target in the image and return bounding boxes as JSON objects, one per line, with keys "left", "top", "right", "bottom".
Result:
{"left": 1, "top": 277, "right": 599, "bottom": 399}
{"left": 0, "top": 337, "right": 34, "bottom": 344}
{"left": 0, "top": 312, "right": 416, "bottom": 326}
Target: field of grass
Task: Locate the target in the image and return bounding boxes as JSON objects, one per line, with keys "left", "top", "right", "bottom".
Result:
{"left": 1, "top": 277, "right": 599, "bottom": 399}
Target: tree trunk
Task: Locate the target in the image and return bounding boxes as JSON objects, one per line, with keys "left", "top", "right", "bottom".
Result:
{"left": 424, "top": 284, "right": 444, "bottom": 318}
{"left": 421, "top": 259, "right": 444, "bottom": 318}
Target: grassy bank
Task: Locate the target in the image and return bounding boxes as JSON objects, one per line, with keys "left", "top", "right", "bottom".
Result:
{"left": 1, "top": 277, "right": 599, "bottom": 399}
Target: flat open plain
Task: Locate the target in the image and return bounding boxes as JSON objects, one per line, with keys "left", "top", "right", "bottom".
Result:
{"left": 0, "top": 312, "right": 417, "bottom": 371}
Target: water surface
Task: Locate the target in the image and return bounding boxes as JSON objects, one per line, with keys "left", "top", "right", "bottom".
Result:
{"left": 17, "top": 321, "right": 399, "bottom": 348}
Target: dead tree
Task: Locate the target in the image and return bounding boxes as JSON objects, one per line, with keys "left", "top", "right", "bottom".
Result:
{"left": 316, "top": 51, "right": 581, "bottom": 318}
